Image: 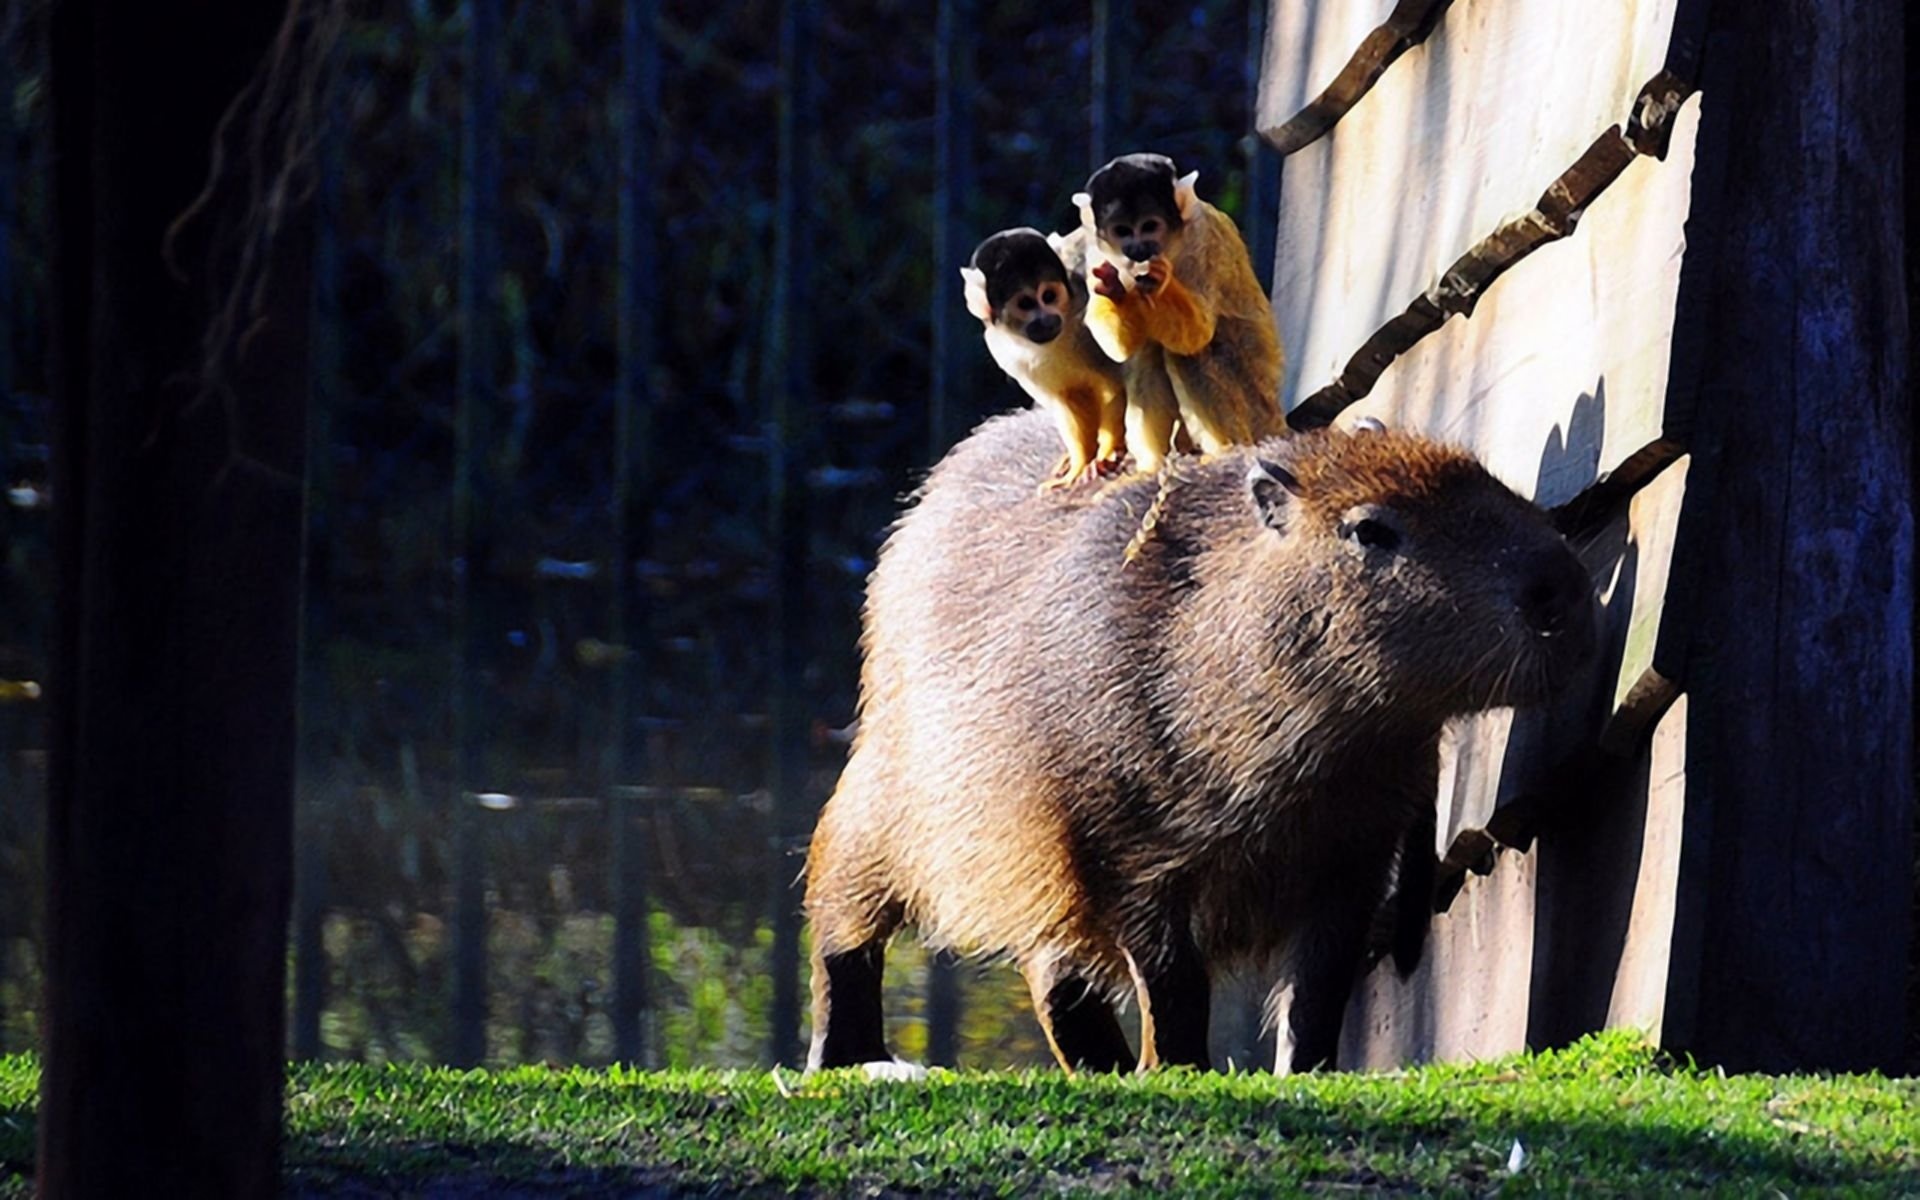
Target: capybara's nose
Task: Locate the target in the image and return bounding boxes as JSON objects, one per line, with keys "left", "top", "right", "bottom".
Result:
{"left": 1518, "top": 547, "right": 1591, "bottom": 638}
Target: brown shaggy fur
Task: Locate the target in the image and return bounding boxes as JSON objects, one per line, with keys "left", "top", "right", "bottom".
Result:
{"left": 804, "top": 408, "right": 1595, "bottom": 1075}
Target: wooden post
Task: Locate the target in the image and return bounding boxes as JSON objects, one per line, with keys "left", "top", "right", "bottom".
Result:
{"left": 1665, "top": 0, "right": 1911, "bottom": 1073}
{"left": 450, "top": 0, "right": 502, "bottom": 1069}
{"left": 41, "top": 1, "right": 311, "bottom": 1192}
{"left": 608, "top": 0, "right": 661, "bottom": 1068}
{"left": 764, "top": 0, "right": 816, "bottom": 1069}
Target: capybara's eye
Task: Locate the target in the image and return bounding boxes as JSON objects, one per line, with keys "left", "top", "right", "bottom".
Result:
{"left": 1343, "top": 514, "right": 1402, "bottom": 554}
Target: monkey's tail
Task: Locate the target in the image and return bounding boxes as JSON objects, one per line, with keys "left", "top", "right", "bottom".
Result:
{"left": 1122, "top": 421, "right": 1186, "bottom": 566}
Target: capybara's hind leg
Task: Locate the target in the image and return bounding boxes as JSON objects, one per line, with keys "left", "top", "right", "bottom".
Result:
{"left": 804, "top": 785, "right": 905, "bottom": 1071}
{"left": 1025, "top": 960, "right": 1133, "bottom": 1075}
{"left": 807, "top": 936, "right": 894, "bottom": 1070}
{"left": 1123, "top": 935, "right": 1211, "bottom": 1071}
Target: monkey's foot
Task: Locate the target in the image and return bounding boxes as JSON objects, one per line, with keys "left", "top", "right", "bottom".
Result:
{"left": 1039, "top": 459, "right": 1122, "bottom": 494}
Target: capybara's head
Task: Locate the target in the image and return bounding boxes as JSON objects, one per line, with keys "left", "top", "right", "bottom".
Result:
{"left": 1229, "top": 427, "right": 1596, "bottom": 722}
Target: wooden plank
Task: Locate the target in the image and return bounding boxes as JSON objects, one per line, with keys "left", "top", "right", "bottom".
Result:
{"left": 1342, "top": 844, "right": 1536, "bottom": 1069}
{"left": 1272, "top": 0, "right": 1683, "bottom": 420}
{"left": 1257, "top": 0, "right": 1451, "bottom": 156}
{"left": 1526, "top": 695, "right": 1688, "bottom": 1049}
{"left": 1346, "top": 675, "right": 1690, "bottom": 1067}
{"left": 1604, "top": 694, "right": 1686, "bottom": 1036}
{"left": 1330, "top": 99, "right": 1701, "bottom": 511}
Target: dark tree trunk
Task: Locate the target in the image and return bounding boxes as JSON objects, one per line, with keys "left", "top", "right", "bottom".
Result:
{"left": 1671, "top": 0, "right": 1911, "bottom": 1072}
{"left": 42, "top": 2, "right": 313, "bottom": 1194}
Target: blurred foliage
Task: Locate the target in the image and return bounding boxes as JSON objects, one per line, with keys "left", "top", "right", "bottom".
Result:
{"left": 0, "top": 0, "right": 1268, "bottom": 1066}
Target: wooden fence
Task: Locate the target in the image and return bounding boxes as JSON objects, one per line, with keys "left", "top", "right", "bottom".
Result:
{"left": 1258, "top": 0, "right": 1911, "bottom": 1072}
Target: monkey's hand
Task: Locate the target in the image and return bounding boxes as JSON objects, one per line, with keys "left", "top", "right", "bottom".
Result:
{"left": 1091, "top": 260, "right": 1128, "bottom": 301}
{"left": 1134, "top": 256, "right": 1173, "bottom": 298}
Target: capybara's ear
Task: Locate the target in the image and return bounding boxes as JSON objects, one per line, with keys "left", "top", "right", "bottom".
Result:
{"left": 1247, "top": 458, "right": 1303, "bottom": 532}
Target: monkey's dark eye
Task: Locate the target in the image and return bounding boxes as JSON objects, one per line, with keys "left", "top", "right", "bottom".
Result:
{"left": 1112, "top": 223, "right": 1133, "bottom": 239}
{"left": 1348, "top": 519, "right": 1400, "bottom": 553}
{"left": 1140, "top": 218, "right": 1162, "bottom": 235}
{"left": 1039, "top": 286, "right": 1059, "bottom": 306}
{"left": 1016, "top": 295, "right": 1038, "bottom": 312}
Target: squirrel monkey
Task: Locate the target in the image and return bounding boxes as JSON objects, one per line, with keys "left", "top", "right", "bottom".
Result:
{"left": 962, "top": 228, "right": 1127, "bottom": 491}
{"left": 1075, "top": 153, "right": 1285, "bottom": 471}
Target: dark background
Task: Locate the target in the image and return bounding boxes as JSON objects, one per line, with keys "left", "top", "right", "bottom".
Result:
{"left": 0, "top": 0, "right": 1277, "bottom": 1068}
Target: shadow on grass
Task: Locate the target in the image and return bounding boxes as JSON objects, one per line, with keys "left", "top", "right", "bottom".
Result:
{"left": 274, "top": 1076, "right": 1920, "bottom": 1197}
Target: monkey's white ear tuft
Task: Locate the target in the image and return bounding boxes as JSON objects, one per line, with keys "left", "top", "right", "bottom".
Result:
{"left": 1174, "top": 171, "right": 1201, "bottom": 221}
{"left": 960, "top": 266, "right": 992, "bottom": 323}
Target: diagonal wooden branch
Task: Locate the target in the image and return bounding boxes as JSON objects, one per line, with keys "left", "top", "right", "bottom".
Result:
{"left": 1260, "top": 0, "right": 1453, "bottom": 156}
{"left": 1286, "top": 68, "right": 1702, "bottom": 435}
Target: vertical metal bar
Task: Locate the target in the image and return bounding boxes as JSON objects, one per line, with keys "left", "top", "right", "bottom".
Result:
{"left": 291, "top": 52, "right": 345, "bottom": 1065}
{"left": 923, "top": 0, "right": 975, "bottom": 1067}
{"left": 1090, "top": 0, "right": 1132, "bottom": 171}
{"left": 450, "top": 0, "right": 501, "bottom": 1069}
{"left": 608, "top": 0, "right": 662, "bottom": 1067}
{"left": 763, "top": 0, "right": 816, "bottom": 1069}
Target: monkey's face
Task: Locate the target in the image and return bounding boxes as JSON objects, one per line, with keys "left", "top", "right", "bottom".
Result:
{"left": 962, "top": 229, "right": 1077, "bottom": 344}
{"left": 992, "top": 276, "right": 1073, "bottom": 345}
{"left": 1076, "top": 153, "right": 1197, "bottom": 278}
{"left": 1090, "top": 197, "right": 1183, "bottom": 266}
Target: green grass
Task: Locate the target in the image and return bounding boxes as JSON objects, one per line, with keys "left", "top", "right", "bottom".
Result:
{"left": 0, "top": 1031, "right": 1914, "bottom": 1196}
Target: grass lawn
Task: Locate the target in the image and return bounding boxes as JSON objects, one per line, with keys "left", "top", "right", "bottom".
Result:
{"left": 0, "top": 1032, "right": 1913, "bottom": 1196}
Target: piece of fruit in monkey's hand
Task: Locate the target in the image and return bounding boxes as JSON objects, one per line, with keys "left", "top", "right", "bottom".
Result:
{"left": 1091, "top": 258, "right": 1167, "bottom": 301}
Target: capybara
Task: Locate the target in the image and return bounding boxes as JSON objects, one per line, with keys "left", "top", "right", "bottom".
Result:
{"left": 804, "top": 407, "right": 1595, "bottom": 1074}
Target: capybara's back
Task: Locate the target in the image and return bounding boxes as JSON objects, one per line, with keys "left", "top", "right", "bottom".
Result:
{"left": 806, "top": 407, "right": 1595, "bottom": 1074}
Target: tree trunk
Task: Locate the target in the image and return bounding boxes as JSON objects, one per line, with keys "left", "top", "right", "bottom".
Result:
{"left": 1670, "top": 0, "right": 1911, "bottom": 1072}
{"left": 42, "top": 1, "right": 313, "bottom": 1193}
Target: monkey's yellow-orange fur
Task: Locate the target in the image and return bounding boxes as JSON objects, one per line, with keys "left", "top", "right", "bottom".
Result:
{"left": 1084, "top": 195, "right": 1284, "bottom": 469}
